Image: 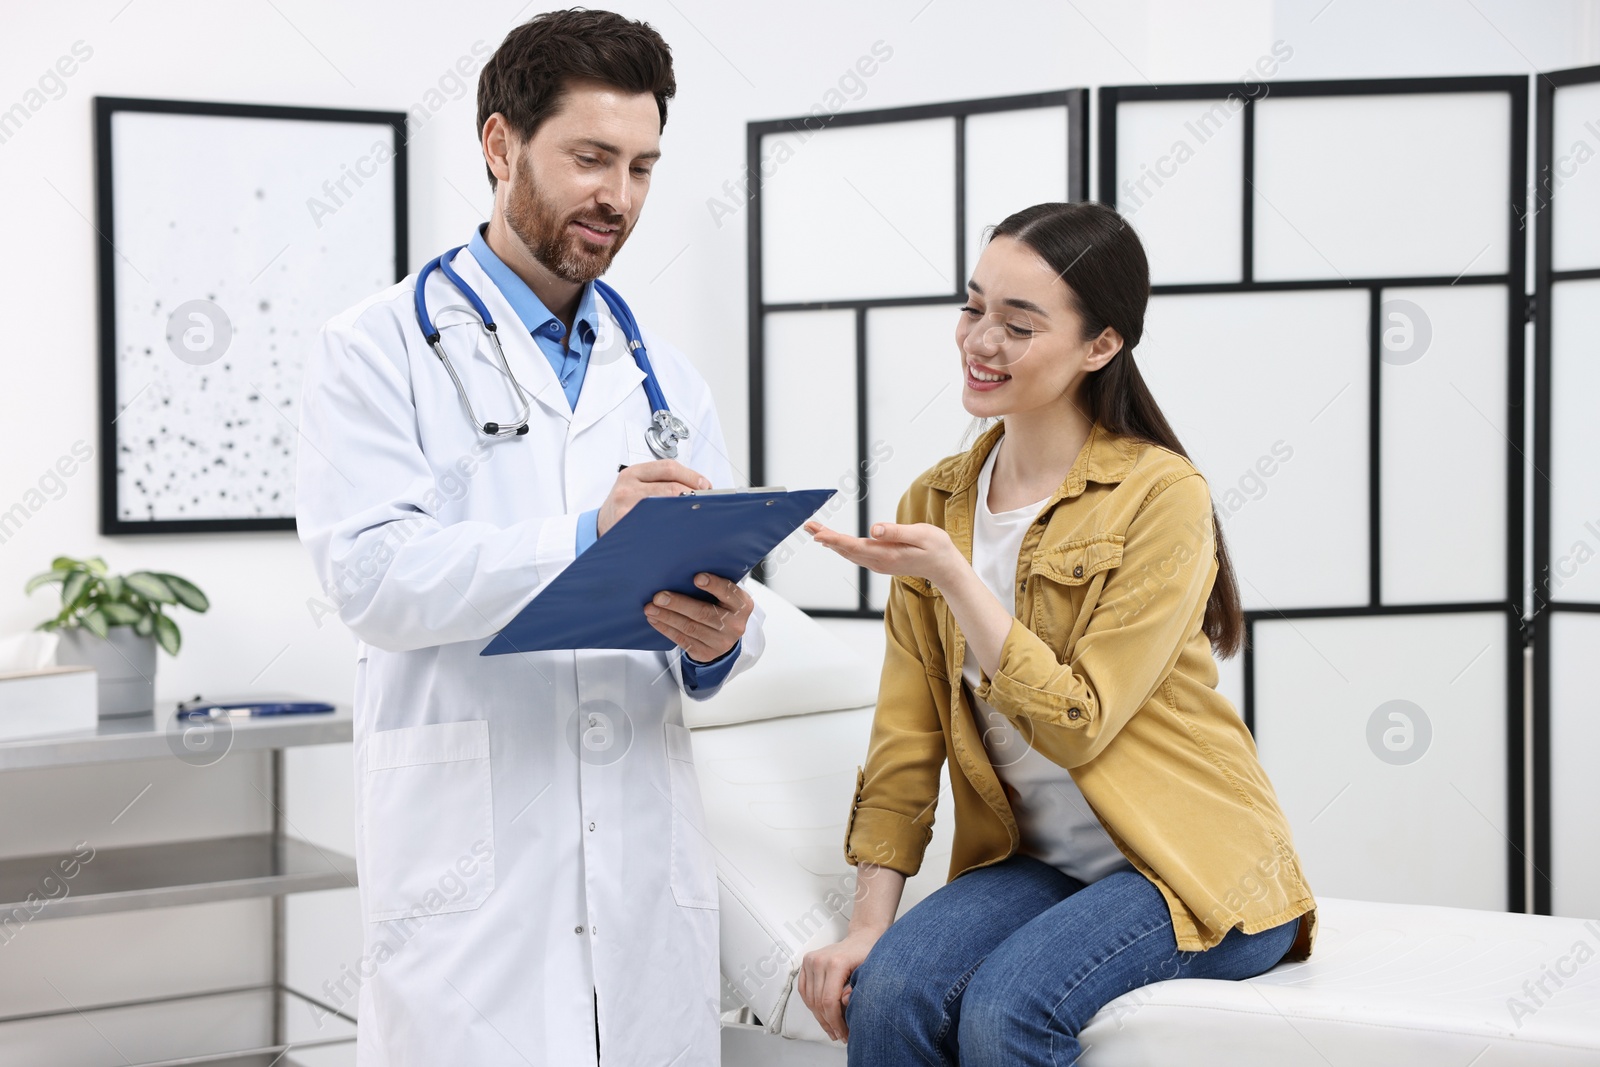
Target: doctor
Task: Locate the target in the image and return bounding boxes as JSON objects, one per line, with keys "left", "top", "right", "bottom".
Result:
{"left": 295, "top": 10, "right": 763, "bottom": 1066}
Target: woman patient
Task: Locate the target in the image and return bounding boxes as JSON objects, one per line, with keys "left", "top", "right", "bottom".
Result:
{"left": 797, "top": 200, "right": 1317, "bottom": 1066}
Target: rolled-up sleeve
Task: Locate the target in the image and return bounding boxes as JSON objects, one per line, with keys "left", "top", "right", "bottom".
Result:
{"left": 844, "top": 514, "right": 948, "bottom": 877}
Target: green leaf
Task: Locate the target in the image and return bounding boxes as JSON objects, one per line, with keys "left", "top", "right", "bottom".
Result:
{"left": 82, "top": 608, "right": 110, "bottom": 639}
{"left": 62, "top": 571, "right": 91, "bottom": 608}
{"left": 152, "top": 613, "right": 180, "bottom": 656}
{"left": 50, "top": 556, "right": 81, "bottom": 572}
{"left": 134, "top": 613, "right": 154, "bottom": 637}
{"left": 84, "top": 557, "right": 108, "bottom": 576}
{"left": 155, "top": 573, "right": 209, "bottom": 613}
{"left": 124, "top": 572, "right": 177, "bottom": 604}
{"left": 24, "top": 571, "right": 66, "bottom": 595}
{"left": 99, "top": 601, "right": 141, "bottom": 626}
{"left": 104, "top": 575, "right": 124, "bottom": 601}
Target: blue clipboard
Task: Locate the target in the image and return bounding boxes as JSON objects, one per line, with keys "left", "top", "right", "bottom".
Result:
{"left": 481, "top": 487, "right": 837, "bottom": 654}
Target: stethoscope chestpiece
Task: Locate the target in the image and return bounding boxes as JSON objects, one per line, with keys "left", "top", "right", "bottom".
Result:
{"left": 646, "top": 410, "right": 691, "bottom": 459}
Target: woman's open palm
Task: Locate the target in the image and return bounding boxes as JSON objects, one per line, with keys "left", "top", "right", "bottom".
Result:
{"left": 803, "top": 520, "right": 960, "bottom": 583}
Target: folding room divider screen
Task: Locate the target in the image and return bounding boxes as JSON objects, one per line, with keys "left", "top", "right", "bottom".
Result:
{"left": 1533, "top": 63, "right": 1600, "bottom": 921}
{"left": 1100, "top": 75, "right": 1527, "bottom": 917}
{"left": 746, "top": 91, "right": 1088, "bottom": 614}
{"left": 750, "top": 67, "right": 1600, "bottom": 920}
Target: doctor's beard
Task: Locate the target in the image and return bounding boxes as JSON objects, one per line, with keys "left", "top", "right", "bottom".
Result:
{"left": 504, "top": 152, "right": 633, "bottom": 284}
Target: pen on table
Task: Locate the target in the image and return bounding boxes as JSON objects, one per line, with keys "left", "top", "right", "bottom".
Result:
{"left": 176, "top": 699, "right": 336, "bottom": 720}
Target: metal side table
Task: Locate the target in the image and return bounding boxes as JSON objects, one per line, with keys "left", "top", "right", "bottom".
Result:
{"left": 0, "top": 699, "right": 358, "bottom": 1066}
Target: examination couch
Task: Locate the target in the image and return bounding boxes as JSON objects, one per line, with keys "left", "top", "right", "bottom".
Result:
{"left": 691, "top": 582, "right": 1600, "bottom": 1066}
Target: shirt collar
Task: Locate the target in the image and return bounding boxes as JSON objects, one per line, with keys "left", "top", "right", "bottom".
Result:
{"left": 923, "top": 418, "right": 1140, "bottom": 499}
{"left": 467, "top": 224, "right": 597, "bottom": 346}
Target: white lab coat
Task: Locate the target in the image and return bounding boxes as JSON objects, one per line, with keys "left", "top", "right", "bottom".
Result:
{"left": 295, "top": 247, "right": 765, "bottom": 1067}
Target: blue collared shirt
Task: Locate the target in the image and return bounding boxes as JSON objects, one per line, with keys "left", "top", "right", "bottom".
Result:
{"left": 467, "top": 224, "right": 597, "bottom": 410}
{"left": 465, "top": 226, "right": 738, "bottom": 690}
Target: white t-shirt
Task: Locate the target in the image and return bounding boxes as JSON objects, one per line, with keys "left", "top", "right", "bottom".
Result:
{"left": 960, "top": 437, "right": 1133, "bottom": 885}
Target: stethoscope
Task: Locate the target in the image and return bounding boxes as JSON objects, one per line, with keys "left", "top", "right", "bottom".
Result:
{"left": 412, "top": 244, "right": 690, "bottom": 458}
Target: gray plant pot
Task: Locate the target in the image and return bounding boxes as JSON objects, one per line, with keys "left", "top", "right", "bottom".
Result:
{"left": 54, "top": 626, "right": 158, "bottom": 718}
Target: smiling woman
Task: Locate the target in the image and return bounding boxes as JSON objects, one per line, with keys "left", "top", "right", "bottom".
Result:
{"left": 798, "top": 200, "right": 1316, "bottom": 1066}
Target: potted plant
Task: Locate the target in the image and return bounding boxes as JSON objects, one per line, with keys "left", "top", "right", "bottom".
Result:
{"left": 26, "top": 556, "right": 210, "bottom": 717}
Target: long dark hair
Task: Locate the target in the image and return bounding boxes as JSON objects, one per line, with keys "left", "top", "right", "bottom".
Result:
{"left": 989, "top": 201, "right": 1245, "bottom": 658}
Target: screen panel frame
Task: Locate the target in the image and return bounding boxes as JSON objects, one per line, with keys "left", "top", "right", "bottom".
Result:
{"left": 748, "top": 90, "right": 1090, "bottom": 615}
{"left": 1532, "top": 62, "right": 1600, "bottom": 917}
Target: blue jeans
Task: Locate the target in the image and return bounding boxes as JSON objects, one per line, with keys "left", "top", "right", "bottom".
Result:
{"left": 844, "top": 855, "right": 1300, "bottom": 1066}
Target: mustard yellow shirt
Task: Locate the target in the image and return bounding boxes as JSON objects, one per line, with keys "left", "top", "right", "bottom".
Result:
{"left": 843, "top": 419, "right": 1317, "bottom": 959}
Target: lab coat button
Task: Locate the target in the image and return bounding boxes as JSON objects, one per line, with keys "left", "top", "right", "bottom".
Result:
{"left": 589, "top": 822, "right": 596, "bottom": 831}
{"left": 575, "top": 925, "right": 585, "bottom": 934}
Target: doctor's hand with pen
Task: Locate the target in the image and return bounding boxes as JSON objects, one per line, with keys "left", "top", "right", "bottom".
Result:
{"left": 605, "top": 459, "right": 755, "bottom": 662}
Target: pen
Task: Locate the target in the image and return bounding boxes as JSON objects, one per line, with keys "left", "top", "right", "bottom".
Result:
{"left": 176, "top": 700, "right": 336, "bottom": 720}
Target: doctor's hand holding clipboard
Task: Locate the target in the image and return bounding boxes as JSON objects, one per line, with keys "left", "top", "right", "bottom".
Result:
{"left": 602, "top": 457, "right": 756, "bottom": 662}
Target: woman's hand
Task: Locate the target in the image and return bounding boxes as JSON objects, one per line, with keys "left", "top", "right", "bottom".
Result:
{"left": 804, "top": 520, "right": 965, "bottom": 587}
{"left": 797, "top": 927, "right": 883, "bottom": 1043}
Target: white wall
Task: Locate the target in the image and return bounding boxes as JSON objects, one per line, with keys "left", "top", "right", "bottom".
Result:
{"left": 1, "top": 0, "right": 1597, "bottom": 1052}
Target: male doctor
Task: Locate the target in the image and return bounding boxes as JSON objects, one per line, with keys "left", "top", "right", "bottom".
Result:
{"left": 295, "top": 10, "right": 763, "bottom": 1066}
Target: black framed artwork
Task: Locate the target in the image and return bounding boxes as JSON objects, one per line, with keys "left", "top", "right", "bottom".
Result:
{"left": 94, "top": 96, "right": 408, "bottom": 534}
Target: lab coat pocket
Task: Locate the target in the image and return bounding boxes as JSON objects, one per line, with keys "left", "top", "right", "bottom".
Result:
{"left": 625, "top": 433, "right": 657, "bottom": 468}
{"left": 663, "top": 722, "right": 719, "bottom": 910}
{"left": 362, "top": 719, "right": 496, "bottom": 922}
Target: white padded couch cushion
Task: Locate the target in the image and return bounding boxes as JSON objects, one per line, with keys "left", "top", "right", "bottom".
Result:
{"left": 1079, "top": 897, "right": 1600, "bottom": 1066}
{"left": 685, "top": 580, "right": 879, "bottom": 729}
{"left": 692, "top": 697, "right": 1600, "bottom": 1062}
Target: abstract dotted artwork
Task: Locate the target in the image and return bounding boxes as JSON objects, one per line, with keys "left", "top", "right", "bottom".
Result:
{"left": 95, "top": 97, "right": 407, "bottom": 533}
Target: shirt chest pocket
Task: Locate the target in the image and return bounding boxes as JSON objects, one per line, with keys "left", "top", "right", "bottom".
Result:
{"left": 1027, "top": 533, "right": 1125, "bottom": 650}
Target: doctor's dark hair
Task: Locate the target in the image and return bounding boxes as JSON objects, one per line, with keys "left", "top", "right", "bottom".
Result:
{"left": 477, "top": 7, "right": 676, "bottom": 190}
{"left": 989, "top": 201, "right": 1245, "bottom": 659}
